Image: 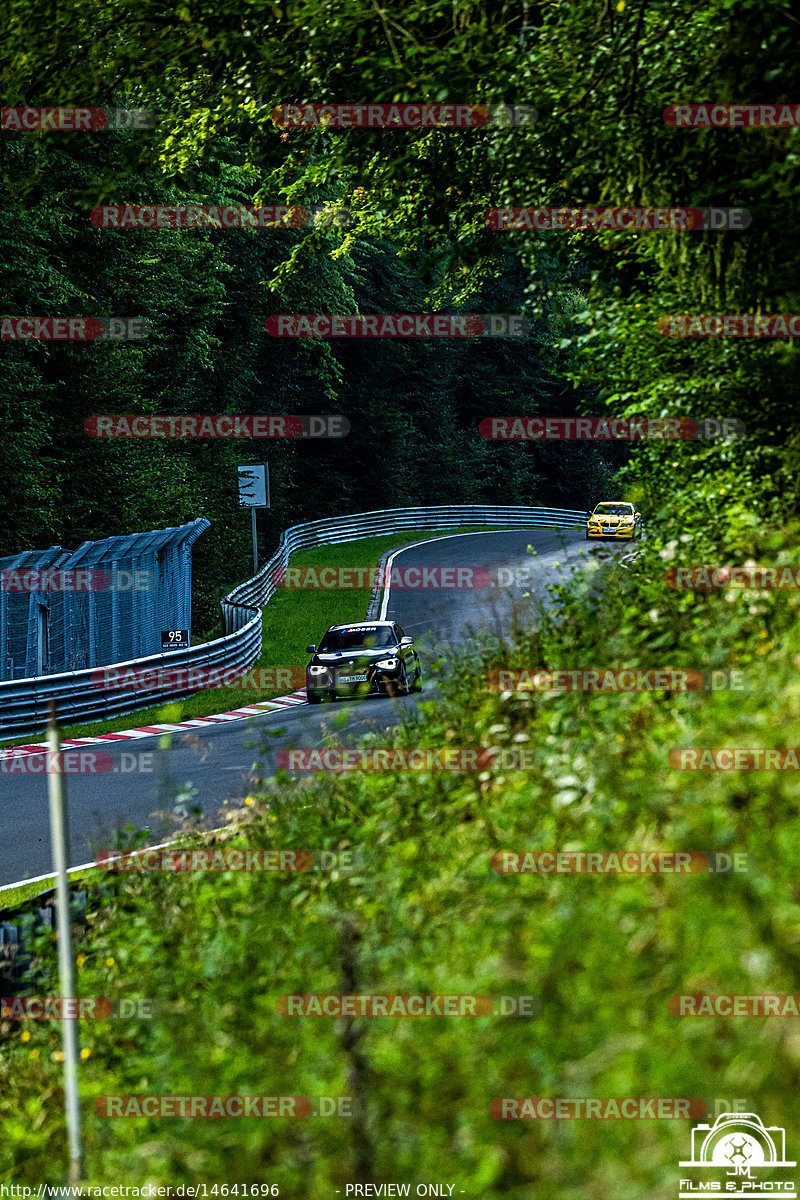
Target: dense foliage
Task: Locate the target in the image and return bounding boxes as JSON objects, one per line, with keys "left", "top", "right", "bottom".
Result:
{"left": 0, "top": 135, "right": 611, "bottom": 632}
{"left": 2, "top": 0, "right": 800, "bottom": 1189}
{"left": 4, "top": 528, "right": 800, "bottom": 1191}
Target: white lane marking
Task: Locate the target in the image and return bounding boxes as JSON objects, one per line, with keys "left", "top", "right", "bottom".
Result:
{"left": 0, "top": 821, "right": 236, "bottom": 895}
{"left": 378, "top": 528, "right": 572, "bottom": 621}
{"left": 0, "top": 860, "right": 100, "bottom": 894}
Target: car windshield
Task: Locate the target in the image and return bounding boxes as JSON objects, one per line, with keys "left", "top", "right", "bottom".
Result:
{"left": 593, "top": 504, "right": 633, "bottom": 516}
{"left": 319, "top": 627, "right": 396, "bottom": 652}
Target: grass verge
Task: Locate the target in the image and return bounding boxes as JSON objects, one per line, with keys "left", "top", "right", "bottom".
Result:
{"left": 0, "top": 525, "right": 563, "bottom": 748}
{"left": 0, "top": 869, "right": 98, "bottom": 910}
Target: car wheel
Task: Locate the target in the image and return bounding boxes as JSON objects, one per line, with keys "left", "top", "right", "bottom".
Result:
{"left": 412, "top": 666, "right": 423, "bottom": 692}
{"left": 307, "top": 690, "right": 321, "bottom": 705}
{"left": 390, "top": 664, "right": 409, "bottom": 696}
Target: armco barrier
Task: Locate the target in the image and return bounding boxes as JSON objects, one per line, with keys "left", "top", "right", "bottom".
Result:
{"left": 0, "top": 610, "right": 263, "bottom": 739}
{"left": 221, "top": 505, "right": 588, "bottom": 632}
{"left": 0, "top": 890, "right": 87, "bottom": 995}
{"left": 0, "top": 506, "right": 586, "bottom": 739}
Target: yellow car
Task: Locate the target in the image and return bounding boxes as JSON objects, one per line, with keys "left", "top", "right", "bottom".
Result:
{"left": 586, "top": 501, "right": 642, "bottom": 540}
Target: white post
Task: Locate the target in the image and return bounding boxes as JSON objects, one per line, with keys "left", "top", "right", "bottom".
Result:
{"left": 47, "top": 701, "right": 84, "bottom": 1183}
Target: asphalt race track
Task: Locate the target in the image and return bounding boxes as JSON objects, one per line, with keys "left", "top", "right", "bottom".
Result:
{"left": 0, "top": 528, "right": 630, "bottom": 885}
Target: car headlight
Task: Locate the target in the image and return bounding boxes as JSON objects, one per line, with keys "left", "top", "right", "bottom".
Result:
{"left": 376, "top": 657, "right": 400, "bottom": 670}
{"left": 308, "top": 665, "right": 328, "bottom": 676}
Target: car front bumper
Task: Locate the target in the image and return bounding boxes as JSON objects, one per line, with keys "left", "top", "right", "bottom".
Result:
{"left": 586, "top": 526, "right": 636, "bottom": 539}
{"left": 306, "top": 671, "right": 405, "bottom": 699}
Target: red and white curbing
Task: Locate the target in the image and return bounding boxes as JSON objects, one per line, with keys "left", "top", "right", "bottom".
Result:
{"left": 0, "top": 689, "right": 308, "bottom": 761}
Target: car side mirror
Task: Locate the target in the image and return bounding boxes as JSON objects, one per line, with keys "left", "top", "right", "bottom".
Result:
{"left": 305, "top": 644, "right": 317, "bottom": 654}
{"left": 400, "top": 636, "right": 413, "bottom": 647}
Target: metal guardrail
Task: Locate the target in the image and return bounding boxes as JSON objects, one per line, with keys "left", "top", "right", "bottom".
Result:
{"left": 0, "top": 890, "right": 87, "bottom": 995}
{"left": 222, "top": 505, "right": 588, "bottom": 632}
{"left": 0, "top": 505, "right": 587, "bottom": 738}
{"left": 0, "top": 613, "right": 262, "bottom": 739}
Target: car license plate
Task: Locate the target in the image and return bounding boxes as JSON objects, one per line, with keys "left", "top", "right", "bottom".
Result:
{"left": 339, "top": 674, "right": 368, "bottom": 683}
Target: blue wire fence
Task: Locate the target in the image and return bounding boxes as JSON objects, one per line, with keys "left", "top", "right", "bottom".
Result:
{"left": 0, "top": 520, "right": 209, "bottom": 680}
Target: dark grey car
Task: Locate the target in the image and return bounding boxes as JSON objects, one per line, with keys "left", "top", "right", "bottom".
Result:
{"left": 305, "top": 620, "right": 422, "bottom": 703}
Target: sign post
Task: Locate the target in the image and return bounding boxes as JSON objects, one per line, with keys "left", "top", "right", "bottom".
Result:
{"left": 237, "top": 465, "right": 270, "bottom": 576}
{"left": 47, "top": 701, "right": 84, "bottom": 1183}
